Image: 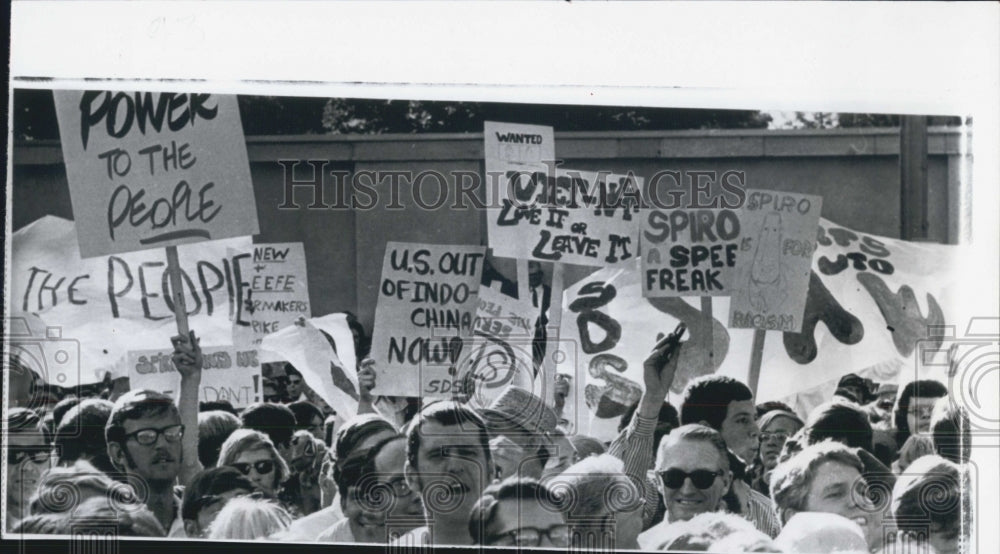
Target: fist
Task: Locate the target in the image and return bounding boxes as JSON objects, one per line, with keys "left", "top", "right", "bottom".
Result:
{"left": 171, "top": 331, "right": 203, "bottom": 379}
{"left": 358, "top": 358, "right": 377, "bottom": 397}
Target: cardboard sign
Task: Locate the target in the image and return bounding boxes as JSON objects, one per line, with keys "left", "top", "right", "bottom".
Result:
{"left": 127, "top": 346, "right": 261, "bottom": 408}
{"left": 484, "top": 121, "right": 642, "bottom": 267}
{"left": 458, "top": 284, "right": 538, "bottom": 409}
{"left": 10, "top": 216, "right": 252, "bottom": 385}
{"left": 558, "top": 218, "right": 983, "bottom": 440}
{"left": 231, "top": 243, "right": 311, "bottom": 348}
{"left": 728, "top": 190, "right": 823, "bottom": 332}
{"left": 642, "top": 208, "right": 742, "bottom": 297}
{"left": 369, "top": 242, "right": 486, "bottom": 397}
{"left": 53, "top": 90, "right": 258, "bottom": 258}
{"left": 260, "top": 319, "right": 359, "bottom": 418}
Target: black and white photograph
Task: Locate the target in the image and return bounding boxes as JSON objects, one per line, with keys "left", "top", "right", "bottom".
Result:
{"left": 4, "top": 3, "right": 998, "bottom": 554}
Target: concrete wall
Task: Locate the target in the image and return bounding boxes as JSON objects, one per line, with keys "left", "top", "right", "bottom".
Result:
{"left": 12, "top": 127, "right": 966, "bottom": 333}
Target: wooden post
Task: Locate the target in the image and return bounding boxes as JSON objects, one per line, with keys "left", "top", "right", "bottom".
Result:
{"left": 748, "top": 329, "right": 766, "bottom": 397}
{"left": 700, "top": 296, "right": 714, "bottom": 364}
{"left": 165, "top": 246, "right": 190, "bottom": 336}
{"left": 544, "top": 263, "right": 565, "bottom": 406}
{"left": 900, "top": 115, "right": 929, "bottom": 241}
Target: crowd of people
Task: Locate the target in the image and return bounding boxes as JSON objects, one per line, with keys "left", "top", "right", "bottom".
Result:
{"left": 5, "top": 322, "right": 972, "bottom": 554}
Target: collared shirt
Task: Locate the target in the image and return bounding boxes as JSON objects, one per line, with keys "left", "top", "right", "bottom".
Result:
{"left": 607, "top": 412, "right": 660, "bottom": 529}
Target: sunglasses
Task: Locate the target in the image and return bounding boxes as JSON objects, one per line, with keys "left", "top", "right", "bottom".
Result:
{"left": 124, "top": 424, "right": 184, "bottom": 446}
{"left": 658, "top": 468, "right": 723, "bottom": 490}
{"left": 8, "top": 448, "right": 52, "bottom": 465}
{"left": 489, "top": 524, "right": 570, "bottom": 548}
{"left": 231, "top": 460, "right": 276, "bottom": 476}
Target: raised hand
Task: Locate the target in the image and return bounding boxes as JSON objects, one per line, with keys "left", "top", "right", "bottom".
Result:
{"left": 641, "top": 324, "right": 686, "bottom": 407}
{"left": 171, "top": 330, "right": 203, "bottom": 379}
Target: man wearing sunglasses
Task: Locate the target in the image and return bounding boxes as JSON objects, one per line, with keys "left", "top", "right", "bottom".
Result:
{"left": 637, "top": 424, "right": 733, "bottom": 549}
{"left": 105, "top": 331, "right": 204, "bottom": 537}
{"left": 468, "top": 477, "right": 568, "bottom": 548}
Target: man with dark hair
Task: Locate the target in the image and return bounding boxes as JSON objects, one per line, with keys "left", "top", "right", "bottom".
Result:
{"left": 284, "top": 365, "right": 307, "bottom": 403}
{"left": 181, "top": 466, "right": 257, "bottom": 537}
{"left": 802, "top": 399, "right": 896, "bottom": 496}
{"left": 54, "top": 399, "right": 115, "bottom": 474}
{"left": 105, "top": 331, "right": 204, "bottom": 537}
{"left": 679, "top": 375, "right": 778, "bottom": 537}
{"left": 288, "top": 400, "right": 326, "bottom": 440}
{"left": 393, "top": 400, "right": 495, "bottom": 546}
{"left": 680, "top": 376, "right": 759, "bottom": 464}
{"left": 240, "top": 402, "right": 298, "bottom": 465}
{"left": 468, "top": 476, "right": 567, "bottom": 548}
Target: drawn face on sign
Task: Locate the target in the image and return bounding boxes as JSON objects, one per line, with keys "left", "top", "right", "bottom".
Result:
{"left": 751, "top": 212, "right": 783, "bottom": 285}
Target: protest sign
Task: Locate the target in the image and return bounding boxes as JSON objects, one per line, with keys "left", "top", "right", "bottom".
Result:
{"left": 53, "top": 90, "right": 258, "bottom": 258}
{"left": 127, "top": 346, "right": 261, "bottom": 408}
{"left": 261, "top": 319, "right": 359, "bottom": 417}
{"left": 369, "top": 242, "right": 486, "bottom": 397}
{"left": 484, "top": 121, "right": 642, "bottom": 267}
{"left": 10, "top": 216, "right": 252, "bottom": 385}
{"left": 642, "top": 208, "right": 742, "bottom": 296}
{"left": 458, "top": 283, "right": 538, "bottom": 409}
{"left": 231, "top": 243, "right": 311, "bottom": 349}
{"left": 728, "top": 190, "right": 823, "bottom": 333}
{"left": 558, "top": 217, "right": 980, "bottom": 441}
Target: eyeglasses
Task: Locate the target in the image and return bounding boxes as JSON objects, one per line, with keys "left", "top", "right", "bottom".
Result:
{"left": 760, "top": 431, "right": 790, "bottom": 443}
{"left": 8, "top": 448, "right": 52, "bottom": 465}
{"left": 231, "top": 460, "right": 276, "bottom": 476}
{"left": 489, "top": 524, "right": 571, "bottom": 547}
{"left": 658, "top": 468, "right": 723, "bottom": 490}
{"left": 124, "top": 424, "right": 184, "bottom": 446}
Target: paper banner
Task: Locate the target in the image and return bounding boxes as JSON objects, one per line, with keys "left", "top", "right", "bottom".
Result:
{"left": 729, "top": 190, "right": 823, "bottom": 333}
{"left": 10, "top": 215, "right": 252, "bottom": 385}
{"left": 260, "top": 320, "right": 360, "bottom": 418}
{"left": 231, "top": 243, "right": 311, "bottom": 349}
{"left": 127, "top": 346, "right": 261, "bottom": 408}
{"left": 369, "top": 242, "right": 486, "bottom": 397}
{"left": 559, "top": 217, "right": 977, "bottom": 441}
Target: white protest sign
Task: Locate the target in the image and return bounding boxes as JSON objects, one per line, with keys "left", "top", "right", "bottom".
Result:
{"left": 127, "top": 346, "right": 261, "bottom": 408}
{"left": 484, "top": 121, "right": 642, "bottom": 267}
{"left": 231, "top": 243, "right": 311, "bottom": 348}
{"left": 10, "top": 216, "right": 252, "bottom": 385}
{"left": 641, "top": 208, "right": 742, "bottom": 297}
{"left": 261, "top": 320, "right": 359, "bottom": 417}
{"left": 559, "top": 217, "right": 980, "bottom": 440}
{"left": 53, "top": 90, "right": 258, "bottom": 258}
{"left": 729, "top": 190, "right": 823, "bottom": 333}
{"left": 458, "top": 284, "right": 538, "bottom": 409}
{"left": 369, "top": 242, "right": 486, "bottom": 397}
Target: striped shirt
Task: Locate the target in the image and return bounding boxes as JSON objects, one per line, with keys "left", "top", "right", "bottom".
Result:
{"left": 608, "top": 413, "right": 781, "bottom": 537}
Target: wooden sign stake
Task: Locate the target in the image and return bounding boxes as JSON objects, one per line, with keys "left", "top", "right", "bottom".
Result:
{"left": 748, "top": 329, "right": 766, "bottom": 397}
{"left": 166, "top": 245, "right": 190, "bottom": 336}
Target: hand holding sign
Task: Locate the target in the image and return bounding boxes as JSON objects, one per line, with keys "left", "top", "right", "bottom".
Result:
{"left": 640, "top": 324, "right": 686, "bottom": 417}
{"left": 357, "top": 358, "right": 377, "bottom": 401}
{"left": 171, "top": 330, "right": 203, "bottom": 380}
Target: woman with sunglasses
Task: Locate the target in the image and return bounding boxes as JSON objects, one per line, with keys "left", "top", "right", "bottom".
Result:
{"left": 217, "top": 429, "right": 290, "bottom": 502}
{"left": 6, "top": 408, "right": 51, "bottom": 530}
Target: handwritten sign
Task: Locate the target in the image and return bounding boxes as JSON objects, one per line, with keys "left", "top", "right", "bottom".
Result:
{"left": 53, "top": 90, "right": 258, "bottom": 258}
{"left": 231, "top": 243, "right": 311, "bottom": 348}
{"left": 127, "top": 346, "right": 261, "bottom": 409}
{"left": 458, "top": 284, "right": 538, "bottom": 408}
{"left": 642, "top": 208, "right": 742, "bottom": 296}
{"left": 484, "top": 121, "right": 642, "bottom": 267}
{"left": 369, "top": 242, "right": 486, "bottom": 397}
{"left": 728, "top": 190, "right": 822, "bottom": 333}
{"left": 10, "top": 216, "right": 252, "bottom": 383}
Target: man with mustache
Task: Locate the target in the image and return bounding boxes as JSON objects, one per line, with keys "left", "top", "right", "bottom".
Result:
{"left": 392, "top": 401, "right": 495, "bottom": 546}
{"left": 105, "top": 331, "right": 204, "bottom": 537}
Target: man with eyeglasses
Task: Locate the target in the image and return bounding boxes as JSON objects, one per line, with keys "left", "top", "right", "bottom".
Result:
{"left": 104, "top": 331, "right": 204, "bottom": 537}
{"left": 637, "top": 424, "right": 733, "bottom": 549}
{"left": 468, "top": 477, "right": 569, "bottom": 548}
{"left": 6, "top": 408, "right": 52, "bottom": 530}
